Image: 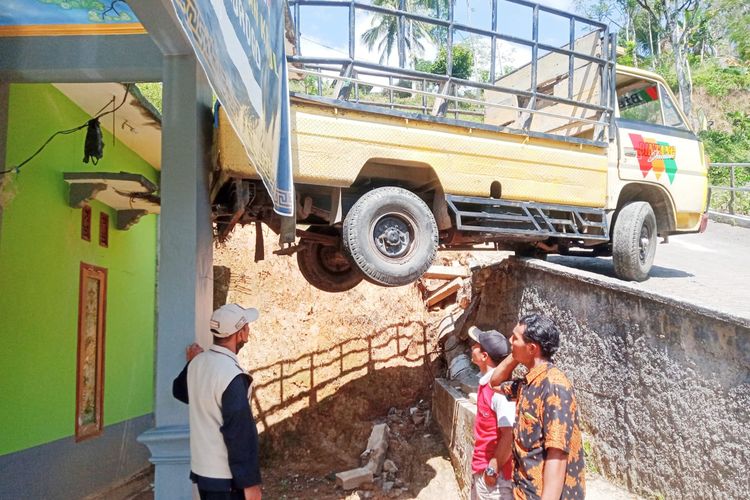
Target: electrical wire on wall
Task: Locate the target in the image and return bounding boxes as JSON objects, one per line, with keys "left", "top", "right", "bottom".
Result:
{"left": 0, "top": 83, "right": 132, "bottom": 176}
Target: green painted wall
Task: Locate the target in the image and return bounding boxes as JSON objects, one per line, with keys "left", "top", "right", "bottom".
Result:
{"left": 0, "top": 84, "right": 158, "bottom": 455}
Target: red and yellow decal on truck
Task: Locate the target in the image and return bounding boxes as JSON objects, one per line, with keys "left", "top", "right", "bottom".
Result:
{"left": 628, "top": 133, "right": 678, "bottom": 184}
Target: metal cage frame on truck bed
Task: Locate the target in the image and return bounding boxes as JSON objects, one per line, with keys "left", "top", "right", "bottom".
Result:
{"left": 287, "top": 0, "right": 617, "bottom": 147}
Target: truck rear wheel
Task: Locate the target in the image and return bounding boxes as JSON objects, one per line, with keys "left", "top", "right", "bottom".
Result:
{"left": 612, "top": 202, "right": 657, "bottom": 282}
{"left": 514, "top": 245, "right": 548, "bottom": 260}
{"left": 343, "top": 187, "right": 438, "bottom": 286}
{"left": 297, "top": 226, "right": 364, "bottom": 293}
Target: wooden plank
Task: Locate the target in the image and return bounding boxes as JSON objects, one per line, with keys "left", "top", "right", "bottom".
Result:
{"left": 423, "top": 265, "right": 471, "bottom": 280}
{"left": 426, "top": 277, "right": 463, "bottom": 307}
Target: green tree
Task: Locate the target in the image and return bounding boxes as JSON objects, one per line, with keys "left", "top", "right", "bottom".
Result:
{"left": 701, "top": 111, "right": 750, "bottom": 163}
{"left": 135, "top": 83, "right": 162, "bottom": 113}
{"left": 718, "top": 0, "right": 750, "bottom": 62}
{"left": 634, "top": 0, "right": 716, "bottom": 123}
{"left": 429, "top": 44, "right": 474, "bottom": 80}
{"left": 617, "top": 39, "right": 638, "bottom": 66}
{"left": 360, "top": 0, "right": 437, "bottom": 68}
{"left": 576, "top": 0, "right": 652, "bottom": 65}
{"left": 421, "top": 0, "right": 455, "bottom": 46}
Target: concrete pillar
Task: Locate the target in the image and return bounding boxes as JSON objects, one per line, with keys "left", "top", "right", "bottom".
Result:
{"left": 138, "top": 55, "right": 214, "bottom": 500}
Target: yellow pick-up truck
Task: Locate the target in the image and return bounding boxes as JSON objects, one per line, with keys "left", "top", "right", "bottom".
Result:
{"left": 213, "top": 1, "right": 708, "bottom": 292}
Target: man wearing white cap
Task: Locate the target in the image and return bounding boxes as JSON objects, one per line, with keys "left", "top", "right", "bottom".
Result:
{"left": 173, "top": 303, "right": 262, "bottom": 500}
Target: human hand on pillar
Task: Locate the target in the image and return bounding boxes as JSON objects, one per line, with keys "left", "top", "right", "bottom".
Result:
{"left": 186, "top": 342, "right": 204, "bottom": 361}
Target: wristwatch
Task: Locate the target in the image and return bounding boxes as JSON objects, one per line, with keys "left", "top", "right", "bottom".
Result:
{"left": 484, "top": 466, "right": 497, "bottom": 478}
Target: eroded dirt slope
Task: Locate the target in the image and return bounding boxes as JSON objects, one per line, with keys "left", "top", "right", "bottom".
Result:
{"left": 215, "top": 225, "right": 455, "bottom": 498}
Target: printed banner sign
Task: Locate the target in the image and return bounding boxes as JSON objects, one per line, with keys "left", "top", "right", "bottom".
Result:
{"left": 170, "top": 0, "right": 294, "bottom": 216}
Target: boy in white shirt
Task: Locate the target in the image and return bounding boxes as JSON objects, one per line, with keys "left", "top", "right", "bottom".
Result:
{"left": 468, "top": 326, "right": 515, "bottom": 500}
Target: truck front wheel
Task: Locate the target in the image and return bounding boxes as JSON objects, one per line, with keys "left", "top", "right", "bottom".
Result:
{"left": 343, "top": 187, "right": 438, "bottom": 286}
{"left": 297, "top": 226, "right": 364, "bottom": 293}
{"left": 612, "top": 202, "right": 657, "bottom": 282}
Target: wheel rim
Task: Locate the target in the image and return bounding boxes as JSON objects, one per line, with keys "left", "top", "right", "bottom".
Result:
{"left": 318, "top": 245, "right": 352, "bottom": 274}
{"left": 371, "top": 212, "right": 415, "bottom": 260}
{"left": 638, "top": 224, "right": 651, "bottom": 263}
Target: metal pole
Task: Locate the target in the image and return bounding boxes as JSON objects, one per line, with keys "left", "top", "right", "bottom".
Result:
{"left": 490, "top": 0, "right": 498, "bottom": 83}
{"left": 454, "top": 85, "right": 458, "bottom": 119}
{"left": 447, "top": 0, "right": 454, "bottom": 78}
{"left": 294, "top": 2, "right": 301, "bottom": 56}
{"left": 568, "top": 17, "right": 575, "bottom": 100}
{"left": 349, "top": 0, "right": 355, "bottom": 60}
{"left": 531, "top": 4, "right": 539, "bottom": 94}
{"left": 608, "top": 31, "right": 616, "bottom": 141}
{"left": 398, "top": 0, "right": 406, "bottom": 68}
{"left": 389, "top": 75, "right": 394, "bottom": 109}
{"left": 730, "top": 165, "right": 736, "bottom": 215}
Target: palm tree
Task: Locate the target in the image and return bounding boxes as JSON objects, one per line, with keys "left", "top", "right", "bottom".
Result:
{"left": 361, "top": 0, "right": 444, "bottom": 68}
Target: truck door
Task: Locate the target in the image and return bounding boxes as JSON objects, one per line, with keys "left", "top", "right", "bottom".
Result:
{"left": 615, "top": 78, "right": 707, "bottom": 231}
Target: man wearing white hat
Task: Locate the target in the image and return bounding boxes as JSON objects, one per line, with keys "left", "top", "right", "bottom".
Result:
{"left": 173, "top": 303, "right": 262, "bottom": 500}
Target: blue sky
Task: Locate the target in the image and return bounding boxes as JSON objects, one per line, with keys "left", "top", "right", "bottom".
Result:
{"left": 295, "top": 1, "right": 600, "bottom": 61}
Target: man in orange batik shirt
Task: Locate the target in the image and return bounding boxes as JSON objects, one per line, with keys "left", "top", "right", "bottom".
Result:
{"left": 490, "top": 313, "right": 585, "bottom": 500}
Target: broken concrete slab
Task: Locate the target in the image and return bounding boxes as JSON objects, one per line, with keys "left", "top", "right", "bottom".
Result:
{"left": 335, "top": 467, "right": 373, "bottom": 490}
{"left": 362, "top": 423, "right": 389, "bottom": 474}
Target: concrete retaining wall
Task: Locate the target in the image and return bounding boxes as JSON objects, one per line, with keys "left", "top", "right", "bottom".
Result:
{"left": 432, "top": 379, "right": 475, "bottom": 500}
{"left": 435, "top": 257, "right": 750, "bottom": 500}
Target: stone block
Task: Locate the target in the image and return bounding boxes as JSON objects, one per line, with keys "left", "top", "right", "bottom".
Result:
{"left": 335, "top": 467, "right": 373, "bottom": 490}
{"left": 363, "top": 423, "right": 389, "bottom": 474}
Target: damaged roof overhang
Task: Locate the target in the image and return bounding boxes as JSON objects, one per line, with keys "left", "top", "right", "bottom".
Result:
{"left": 54, "top": 82, "right": 162, "bottom": 170}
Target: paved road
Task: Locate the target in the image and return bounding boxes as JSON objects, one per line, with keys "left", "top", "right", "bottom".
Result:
{"left": 547, "top": 221, "right": 750, "bottom": 320}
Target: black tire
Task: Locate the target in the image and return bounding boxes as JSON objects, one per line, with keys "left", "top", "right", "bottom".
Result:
{"left": 612, "top": 202, "right": 657, "bottom": 282}
{"left": 343, "top": 187, "right": 438, "bottom": 286}
{"left": 297, "top": 226, "right": 364, "bottom": 293}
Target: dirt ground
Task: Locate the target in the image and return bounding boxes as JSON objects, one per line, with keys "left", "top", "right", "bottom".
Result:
{"left": 259, "top": 408, "right": 460, "bottom": 499}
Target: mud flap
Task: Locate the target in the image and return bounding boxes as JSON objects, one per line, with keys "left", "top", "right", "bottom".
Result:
{"left": 254, "top": 221, "right": 265, "bottom": 262}
{"left": 280, "top": 214, "right": 296, "bottom": 245}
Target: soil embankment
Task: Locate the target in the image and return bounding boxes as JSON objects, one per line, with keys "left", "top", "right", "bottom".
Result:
{"left": 215, "top": 225, "right": 458, "bottom": 498}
